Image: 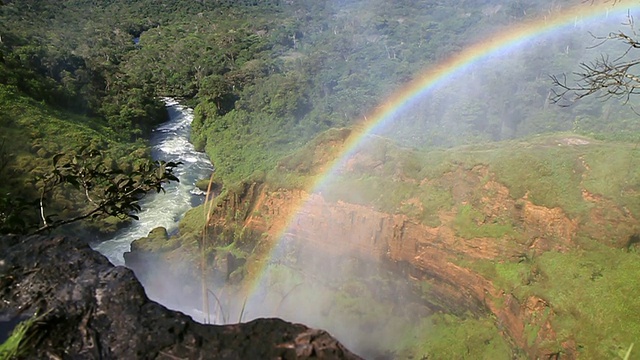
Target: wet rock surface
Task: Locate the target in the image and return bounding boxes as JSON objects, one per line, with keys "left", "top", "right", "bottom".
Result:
{"left": 0, "top": 235, "right": 361, "bottom": 359}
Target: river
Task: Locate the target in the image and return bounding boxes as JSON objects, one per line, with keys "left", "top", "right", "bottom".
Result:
{"left": 93, "top": 99, "right": 214, "bottom": 265}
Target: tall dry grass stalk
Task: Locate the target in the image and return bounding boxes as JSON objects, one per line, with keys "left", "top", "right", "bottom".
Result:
{"left": 207, "top": 288, "right": 227, "bottom": 324}
{"left": 238, "top": 296, "right": 248, "bottom": 323}
{"left": 198, "top": 174, "right": 250, "bottom": 325}
{"left": 201, "top": 172, "right": 217, "bottom": 324}
{"left": 624, "top": 343, "right": 634, "bottom": 360}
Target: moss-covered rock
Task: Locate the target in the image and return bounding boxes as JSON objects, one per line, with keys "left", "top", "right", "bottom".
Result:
{"left": 130, "top": 227, "right": 170, "bottom": 253}
{"left": 194, "top": 178, "right": 215, "bottom": 193}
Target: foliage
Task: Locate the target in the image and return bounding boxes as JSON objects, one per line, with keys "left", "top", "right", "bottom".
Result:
{"left": 0, "top": 148, "right": 180, "bottom": 235}
{"left": 0, "top": 314, "right": 43, "bottom": 360}
{"left": 394, "top": 313, "right": 515, "bottom": 360}
{"left": 0, "top": 82, "right": 171, "bottom": 235}
{"left": 4, "top": 0, "right": 640, "bottom": 357}
{"left": 0, "top": 319, "right": 29, "bottom": 359}
{"left": 0, "top": 0, "right": 635, "bottom": 187}
{"left": 463, "top": 239, "right": 640, "bottom": 359}
{"left": 3, "top": 0, "right": 636, "bottom": 187}
{"left": 0, "top": 22, "right": 166, "bottom": 140}
{"left": 179, "top": 204, "right": 208, "bottom": 238}
{"left": 453, "top": 204, "right": 516, "bottom": 239}
{"left": 267, "top": 130, "right": 640, "bottom": 357}
{"left": 532, "top": 245, "right": 640, "bottom": 358}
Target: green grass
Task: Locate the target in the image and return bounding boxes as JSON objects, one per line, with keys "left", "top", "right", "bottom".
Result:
{"left": 0, "top": 85, "right": 119, "bottom": 154}
{"left": 0, "top": 322, "right": 28, "bottom": 359}
{"left": 265, "top": 171, "right": 312, "bottom": 190}
{"left": 453, "top": 204, "right": 517, "bottom": 239}
{"left": 322, "top": 174, "right": 422, "bottom": 214}
{"left": 531, "top": 245, "right": 640, "bottom": 358}
{"left": 524, "top": 311, "right": 547, "bottom": 348}
{"left": 259, "top": 131, "right": 640, "bottom": 246}
{"left": 276, "top": 128, "right": 352, "bottom": 175}
{"left": 581, "top": 145, "right": 640, "bottom": 218}
{"left": 485, "top": 145, "right": 588, "bottom": 218}
{"left": 457, "top": 258, "right": 531, "bottom": 299}
{"left": 460, "top": 240, "right": 640, "bottom": 358}
{"left": 179, "top": 204, "right": 207, "bottom": 236}
{"left": 0, "top": 315, "right": 38, "bottom": 360}
{"left": 394, "top": 313, "right": 516, "bottom": 360}
{"left": 267, "top": 130, "right": 458, "bottom": 223}
{"left": 209, "top": 130, "right": 640, "bottom": 357}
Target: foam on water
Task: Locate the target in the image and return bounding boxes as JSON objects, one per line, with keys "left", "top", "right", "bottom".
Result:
{"left": 93, "top": 100, "right": 214, "bottom": 265}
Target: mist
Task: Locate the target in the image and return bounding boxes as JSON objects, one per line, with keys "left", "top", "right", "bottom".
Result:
{"left": 93, "top": 1, "right": 640, "bottom": 358}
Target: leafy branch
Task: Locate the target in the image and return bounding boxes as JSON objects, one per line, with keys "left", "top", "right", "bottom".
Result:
{"left": 30, "top": 148, "right": 180, "bottom": 234}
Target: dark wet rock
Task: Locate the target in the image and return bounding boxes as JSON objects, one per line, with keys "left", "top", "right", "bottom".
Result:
{"left": 0, "top": 235, "right": 361, "bottom": 359}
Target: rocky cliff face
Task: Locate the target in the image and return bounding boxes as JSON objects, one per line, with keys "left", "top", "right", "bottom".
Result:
{"left": 123, "top": 135, "right": 640, "bottom": 358}
{"left": 245, "top": 185, "right": 566, "bottom": 357}
{"left": 209, "top": 158, "right": 637, "bottom": 358}
{"left": 0, "top": 235, "right": 361, "bottom": 359}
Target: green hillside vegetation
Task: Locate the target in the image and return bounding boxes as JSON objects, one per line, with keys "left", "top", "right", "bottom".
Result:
{"left": 173, "top": 129, "right": 640, "bottom": 358}
{"left": 265, "top": 130, "right": 640, "bottom": 358}
{"left": 3, "top": 0, "right": 635, "bottom": 188}
{"left": 3, "top": 0, "right": 638, "bottom": 188}
{"left": 0, "top": 1, "right": 170, "bottom": 234}
{"left": 0, "top": 82, "right": 157, "bottom": 234}
{"left": 273, "top": 131, "right": 640, "bottom": 223}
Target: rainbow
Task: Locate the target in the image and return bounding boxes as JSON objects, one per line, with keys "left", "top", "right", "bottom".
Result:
{"left": 243, "top": 1, "right": 639, "bottom": 301}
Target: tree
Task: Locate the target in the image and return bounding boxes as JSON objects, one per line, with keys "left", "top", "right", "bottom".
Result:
{"left": 551, "top": 10, "right": 640, "bottom": 108}
{"left": 0, "top": 148, "right": 180, "bottom": 235}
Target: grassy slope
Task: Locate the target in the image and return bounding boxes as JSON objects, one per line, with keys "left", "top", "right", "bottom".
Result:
{"left": 274, "top": 131, "right": 640, "bottom": 221}
{"left": 262, "top": 130, "right": 640, "bottom": 358}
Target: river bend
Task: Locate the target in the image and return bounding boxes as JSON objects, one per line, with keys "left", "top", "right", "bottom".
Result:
{"left": 94, "top": 99, "right": 213, "bottom": 265}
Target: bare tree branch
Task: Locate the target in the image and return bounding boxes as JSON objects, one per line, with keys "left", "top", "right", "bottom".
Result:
{"left": 551, "top": 10, "right": 640, "bottom": 106}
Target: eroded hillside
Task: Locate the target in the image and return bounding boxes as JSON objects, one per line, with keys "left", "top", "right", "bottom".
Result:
{"left": 129, "top": 131, "right": 640, "bottom": 359}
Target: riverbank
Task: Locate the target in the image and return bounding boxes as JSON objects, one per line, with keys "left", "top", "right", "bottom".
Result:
{"left": 94, "top": 100, "right": 213, "bottom": 265}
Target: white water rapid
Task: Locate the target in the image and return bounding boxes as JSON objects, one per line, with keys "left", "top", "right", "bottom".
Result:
{"left": 93, "top": 99, "right": 213, "bottom": 265}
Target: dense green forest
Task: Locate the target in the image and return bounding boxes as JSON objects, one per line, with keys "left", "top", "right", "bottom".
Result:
{"left": 0, "top": 0, "right": 179, "bottom": 233}
{"left": 136, "top": 0, "right": 638, "bottom": 183}
{"left": 2, "top": 0, "right": 640, "bottom": 357}
{"left": 2, "top": 0, "right": 638, "bottom": 192}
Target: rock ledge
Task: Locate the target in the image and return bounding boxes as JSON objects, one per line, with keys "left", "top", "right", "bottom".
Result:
{"left": 0, "top": 235, "right": 360, "bottom": 359}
